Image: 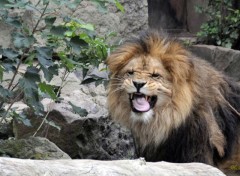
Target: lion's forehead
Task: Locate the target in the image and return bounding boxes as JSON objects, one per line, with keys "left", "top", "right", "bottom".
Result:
{"left": 124, "top": 56, "right": 164, "bottom": 72}
{"left": 121, "top": 56, "right": 171, "bottom": 80}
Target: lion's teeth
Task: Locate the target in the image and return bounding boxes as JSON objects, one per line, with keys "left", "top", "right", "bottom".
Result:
{"left": 147, "top": 96, "right": 150, "bottom": 101}
{"left": 130, "top": 94, "right": 133, "bottom": 99}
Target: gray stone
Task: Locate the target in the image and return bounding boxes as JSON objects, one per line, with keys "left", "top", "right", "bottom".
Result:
{"left": 0, "top": 137, "right": 70, "bottom": 159}
{"left": 13, "top": 110, "right": 135, "bottom": 160}
{"left": 190, "top": 45, "right": 240, "bottom": 81}
{"left": 0, "top": 123, "right": 13, "bottom": 140}
{"left": 0, "top": 158, "right": 226, "bottom": 176}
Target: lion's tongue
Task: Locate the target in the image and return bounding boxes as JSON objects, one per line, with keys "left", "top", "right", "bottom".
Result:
{"left": 132, "top": 97, "right": 150, "bottom": 112}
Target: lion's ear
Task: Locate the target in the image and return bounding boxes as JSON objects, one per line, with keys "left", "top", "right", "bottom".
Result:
{"left": 162, "top": 55, "right": 193, "bottom": 84}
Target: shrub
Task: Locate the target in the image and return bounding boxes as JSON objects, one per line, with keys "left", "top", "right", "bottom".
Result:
{"left": 0, "top": 0, "right": 123, "bottom": 132}
{"left": 196, "top": 0, "right": 240, "bottom": 49}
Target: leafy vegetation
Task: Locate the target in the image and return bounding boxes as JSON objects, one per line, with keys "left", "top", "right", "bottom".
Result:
{"left": 0, "top": 0, "right": 123, "bottom": 133}
{"left": 196, "top": 0, "right": 240, "bottom": 49}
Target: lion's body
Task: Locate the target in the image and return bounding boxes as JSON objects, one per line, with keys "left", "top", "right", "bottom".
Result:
{"left": 106, "top": 31, "right": 240, "bottom": 174}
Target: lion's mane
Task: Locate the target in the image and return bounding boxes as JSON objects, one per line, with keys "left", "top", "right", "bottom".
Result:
{"left": 106, "top": 31, "right": 240, "bottom": 173}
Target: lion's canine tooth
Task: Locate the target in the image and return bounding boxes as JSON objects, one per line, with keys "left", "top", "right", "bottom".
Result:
{"left": 130, "top": 94, "right": 133, "bottom": 99}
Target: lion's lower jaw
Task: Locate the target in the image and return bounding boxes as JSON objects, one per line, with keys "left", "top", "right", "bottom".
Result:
{"left": 130, "top": 110, "right": 154, "bottom": 124}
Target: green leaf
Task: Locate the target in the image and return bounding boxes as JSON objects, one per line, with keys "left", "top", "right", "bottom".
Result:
{"left": 12, "top": 33, "right": 35, "bottom": 49}
{"left": 5, "top": 16, "right": 22, "bottom": 28}
{"left": 43, "top": 0, "right": 50, "bottom": 5}
{"left": 2, "top": 48, "right": 19, "bottom": 60}
{"left": 38, "top": 82, "right": 57, "bottom": 100}
{"left": 69, "top": 101, "right": 88, "bottom": 117}
{"left": 19, "top": 75, "right": 44, "bottom": 115}
{"left": 80, "top": 24, "right": 94, "bottom": 31}
{"left": 19, "top": 76, "right": 38, "bottom": 97}
{"left": 4, "top": 0, "right": 29, "bottom": 8}
{"left": 115, "top": 0, "right": 124, "bottom": 13}
{"left": 81, "top": 77, "right": 97, "bottom": 84}
{"left": 50, "top": 26, "right": 68, "bottom": 37}
{"left": 24, "top": 53, "right": 36, "bottom": 65}
{"left": 82, "top": 68, "right": 89, "bottom": 78}
{"left": 45, "top": 120, "right": 61, "bottom": 131}
{"left": 36, "top": 47, "right": 54, "bottom": 68}
{"left": 11, "top": 111, "right": 32, "bottom": 127}
{"left": 0, "top": 0, "right": 10, "bottom": 8}
{"left": 0, "top": 85, "right": 13, "bottom": 101}
{"left": 58, "top": 52, "right": 75, "bottom": 71}
{"left": 0, "top": 9, "right": 8, "bottom": 17}
{"left": 45, "top": 16, "right": 57, "bottom": 26}
{"left": 41, "top": 64, "right": 59, "bottom": 82}
{"left": 69, "top": 36, "right": 88, "bottom": 55}
{"left": 91, "top": 0, "right": 107, "bottom": 13}
{"left": 2, "top": 62, "right": 16, "bottom": 72}
{"left": 24, "top": 66, "right": 40, "bottom": 82}
{"left": 18, "top": 67, "right": 40, "bottom": 108}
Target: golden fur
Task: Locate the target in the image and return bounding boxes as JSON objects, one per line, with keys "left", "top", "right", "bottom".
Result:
{"left": 106, "top": 31, "right": 240, "bottom": 173}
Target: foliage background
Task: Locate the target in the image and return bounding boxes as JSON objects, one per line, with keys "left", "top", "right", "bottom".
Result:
{"left": 0, "top": 0, "right": 123, "bottom": 132}
{"left": 196, "top": 0, "right": 240, "bottom": 50}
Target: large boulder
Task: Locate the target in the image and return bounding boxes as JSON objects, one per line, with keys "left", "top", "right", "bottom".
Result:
{"left": 13, "top": 109, "right": 135, "bottom": 160}
{"left": 190, "top": 45, "right": 240, "bottom": 81}
{"left": 0, "top": 137, "right": 70, "bottom": 159}
{"left": 0, "top": 158, "right": 226, "bottom": 176}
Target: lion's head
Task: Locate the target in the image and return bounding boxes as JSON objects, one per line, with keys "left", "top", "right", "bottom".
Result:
{"left": 106, "top": 31, "right": 194, "bottom": 145}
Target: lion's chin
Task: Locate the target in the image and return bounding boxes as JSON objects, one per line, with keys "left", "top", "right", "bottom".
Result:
{"left": 130, "top": 109, "right": 154, "bottom": 123}
{"left": 129, "top": 93, "right": 157, "bottom": 113}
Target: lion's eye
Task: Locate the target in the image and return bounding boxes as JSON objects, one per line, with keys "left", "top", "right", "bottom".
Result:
{"left": 152, "top": 73, "right": 161, "bottom": 78}
{"left": 127, "top": 71, "right": 134, "bottom": 76}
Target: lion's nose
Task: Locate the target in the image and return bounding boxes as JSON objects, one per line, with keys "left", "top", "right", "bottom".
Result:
{"left": 133, "top": 81, "right": 146, "bottom": 92}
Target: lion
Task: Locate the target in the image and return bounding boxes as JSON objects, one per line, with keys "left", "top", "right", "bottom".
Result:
{"left": 106, "top": 31, "right": 240, "bottom": 174}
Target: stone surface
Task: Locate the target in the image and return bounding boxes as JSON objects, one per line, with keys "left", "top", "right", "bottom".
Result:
{"left": 74, "top": 0, "right": 148, "bottom": 39}
{"left": 13, "top": 111, "right": 135, "bottom": 160}
{"left": 0, "top": 137, "right": 70, "bottom": 159}
{"left": 12, "top": 70, "right": 135, "bottom": 160}
{"left": 0, "top": 158, "right": 226, "bottom": 176}
{"left": 0, "top": 123, "right": 13, "bottom": 140}
{"left": 190, "top": 45, "right": 240, "bottom": 81}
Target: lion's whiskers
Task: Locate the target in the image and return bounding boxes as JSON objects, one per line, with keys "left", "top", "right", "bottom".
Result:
{"left": 110, "top": 77, "right": 124, "bottom": 81}
{"left": 108, "top": 87, "right": 124, "bottom": 95}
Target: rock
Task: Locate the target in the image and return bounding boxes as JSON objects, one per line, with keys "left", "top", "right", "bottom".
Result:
{"left": 72, "top": 0, "right": 148, "bottom": 39}
{"left": 190, "top": 45, "right": 240, "bottom": 81}
{"left": 0, "top": 137, "right": 70, "bottom": 159}
{"left": 0, "top": 158, "right": 226, "bottom": 176}
{"left": 0, "top": 123, "right": 13, "bottom": 140}
{"left": 12, "top": 71, "right": 135, "bottom": 160}
{"left": 13, "top": 109, "right": 135, "bottom": 160}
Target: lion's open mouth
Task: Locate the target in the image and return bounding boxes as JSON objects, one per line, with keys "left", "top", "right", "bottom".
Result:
{"left": 129, "top": 93, "right": 157, "bottom": 112}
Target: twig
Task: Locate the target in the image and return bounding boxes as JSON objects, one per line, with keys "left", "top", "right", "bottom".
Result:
{"left": 0, "top": 90, "right": 24, "bottom": 124}
{"left": 32, "top": 68, "right": 70, "bottom": 137}
{"left": 32, "top": 110, "right": 51, "bottom": 137}
{"left": 32, "top": 1, "right": 49, "bottom": 34}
